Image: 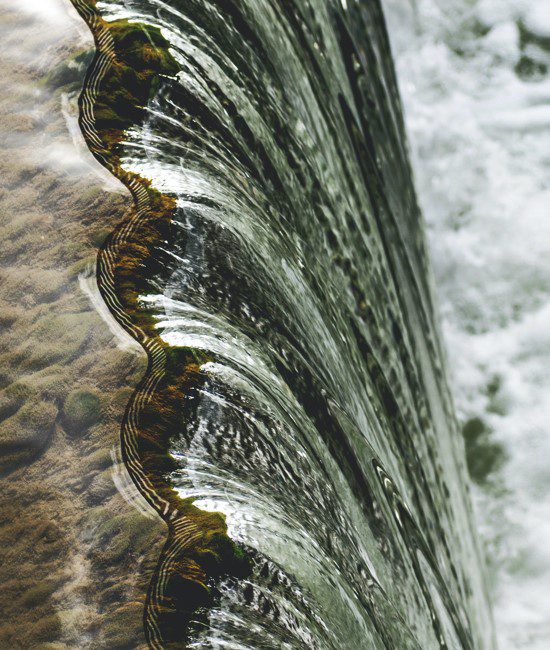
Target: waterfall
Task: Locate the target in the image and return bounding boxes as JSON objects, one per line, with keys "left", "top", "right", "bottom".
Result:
{"left": 72, "top": 0, "right": 494, "bottom": 647}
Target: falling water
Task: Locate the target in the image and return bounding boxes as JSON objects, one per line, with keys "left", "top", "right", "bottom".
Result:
{"left": 71, "top": 0, "right": 494, "bottom": 647}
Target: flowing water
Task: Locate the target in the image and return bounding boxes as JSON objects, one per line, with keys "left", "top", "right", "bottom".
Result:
{"left": 71, "top": 0, "right": 494, "bottom": 647}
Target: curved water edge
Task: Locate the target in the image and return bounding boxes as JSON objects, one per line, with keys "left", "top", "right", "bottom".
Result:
{"left": 71, "top": 0, "right": 494, "bottom": 647}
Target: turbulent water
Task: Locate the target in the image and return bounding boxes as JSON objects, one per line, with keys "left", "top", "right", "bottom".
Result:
{"left": 383, "top": 1, "right": 550, "bottom": 648}
{"left": 74, "top": 0, "right": 494, "bottom": 647}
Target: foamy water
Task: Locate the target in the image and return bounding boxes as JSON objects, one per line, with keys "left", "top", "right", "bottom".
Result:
{"left": 382, "top": 0, "right": 550, "bottom": 647}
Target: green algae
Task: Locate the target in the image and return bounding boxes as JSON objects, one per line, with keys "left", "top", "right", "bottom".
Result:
{"left": 63, "top": 387, "right": 103, "bottom": 434}
{"left": 0, "top": 400, "right": 58, "bottom": 472}
{"left": 18, "top": 576, "right": 64, "bottom": 609}
{"left": 101, "top": 602, "right": 144, "bottom": 649}
{"left": 86, "top": 446, "right": 113, "bottom": 471}
{"left": 462, "top": 417, "right": 507, "bottom": 484}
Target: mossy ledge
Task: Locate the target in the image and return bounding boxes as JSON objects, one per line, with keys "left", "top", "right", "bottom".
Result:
{"left": 69, "top": 1, "right": 249, "bottom": 647}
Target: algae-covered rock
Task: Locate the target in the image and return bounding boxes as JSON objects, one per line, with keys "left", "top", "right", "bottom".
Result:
{"left": 91, "top": 226, "right": 112, "bottom": 248}
{"left": 462, "top": 417, "right": 507, "bottom": 484}
{"left": 18, "top": 578, "right": 62, "bottom": 609}
{"left": 67, "top": 254, "right": 97, "bottom": 279}
{"left": 3, "top": 266, "right": 65, "bottom": 306}
{"left": 102, "top": 602, "right": 143, "bottom": 649}
{"left": 18, "top": 366, "right": 71, "bottom": 402}
{"left": 0, "top": 400, "right": 58, "bottom": 472}
{"left": 28, "top": 614, "right": 62, "bottom": 643}
{"left": 18, "top": 312, "right": 96, "bottom": 370}
{"left": 63, "top": 388, "right": 102, "bottom": 435}
{"left": 86, "top": 446, "right": 113, "bottom": 472}
{"left": 86, "top": 467, "right": 116, "bottom": 505}
{"left": 109, "top": 386, "right": 134, "bottom": 413}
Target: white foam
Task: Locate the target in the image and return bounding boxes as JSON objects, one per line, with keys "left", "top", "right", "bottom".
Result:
{"left": 383, "top": 0, "right": 550, "bottom": 647}
{"left": 523, "top": 0, "right": 550, "bottom": 40}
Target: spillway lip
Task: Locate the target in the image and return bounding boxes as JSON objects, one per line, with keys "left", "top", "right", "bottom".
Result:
{"left": 69, "top": 1, "right": 250, "bottom": 646}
